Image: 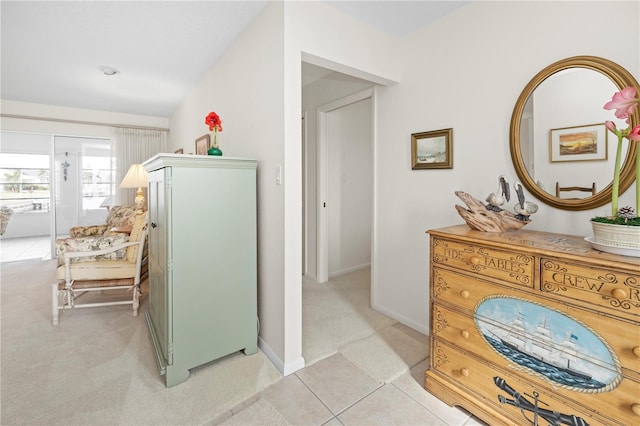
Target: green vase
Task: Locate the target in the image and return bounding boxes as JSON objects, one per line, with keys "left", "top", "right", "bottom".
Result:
{"left": 207, "top": 146, "right": 223, "bottom": 156}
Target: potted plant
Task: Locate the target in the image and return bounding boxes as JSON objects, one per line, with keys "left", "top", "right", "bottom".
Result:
{"left": 590, "top": 86, "right": 640, "bottom": 252}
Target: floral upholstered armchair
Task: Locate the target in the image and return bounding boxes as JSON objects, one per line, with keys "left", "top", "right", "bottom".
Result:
{"left": 52, "top": 212, "right": 148, "bottom": 326}
{"left": 68, "top": 205, "right": 137, "bottom": 238}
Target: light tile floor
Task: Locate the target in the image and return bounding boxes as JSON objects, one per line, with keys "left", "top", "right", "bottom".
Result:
{"left": 210, "top": 269, "right": 488, "bottom": 426}
{"left": 212, "top": 349, "right": 485, "bottom": 426}
{"left": 0, "top": 235, "right": 52, "bottom": 263}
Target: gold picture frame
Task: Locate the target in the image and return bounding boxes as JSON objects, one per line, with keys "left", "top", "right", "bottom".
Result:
{"left": 411, "top": 128, "right": 453, "bottom": 169}
{"left": 195, "top": 134, "right": 211, "bottom": 155}
{"left": 549, "top": 124, "right": 607, "bottom": 162}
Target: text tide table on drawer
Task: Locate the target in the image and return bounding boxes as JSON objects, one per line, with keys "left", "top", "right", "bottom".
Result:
{"left": 425, "top": 225, "right": 639, "bottom": 426}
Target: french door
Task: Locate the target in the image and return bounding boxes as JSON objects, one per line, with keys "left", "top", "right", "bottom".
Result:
{"left": 53, "top": 136, "right": 115, "bottom": 240}
{"left": 0, "top": 132, "right": 114, "bottom": 260}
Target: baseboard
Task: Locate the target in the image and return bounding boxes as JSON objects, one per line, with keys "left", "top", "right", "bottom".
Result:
{"left": 258, "top": 336, "right": 306, "bottom": 376}
{"left": 329, "top": 262, "right": 370, "bottom": 278}
{"left": 371, "top": 302, "right": 429, "bottom": 336}
{"left": 303, "top": 272, "right": 318, "bottom": 282}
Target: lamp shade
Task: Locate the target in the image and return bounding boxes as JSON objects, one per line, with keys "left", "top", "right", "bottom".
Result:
{"left": 119, "top": 164, "right": 148, "bottom": 189}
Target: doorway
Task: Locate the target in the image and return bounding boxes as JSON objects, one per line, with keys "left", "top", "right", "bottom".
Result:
{"left": 53, "top": 136, "right": 115, "bottom": 239}
{"left": 315, "top": 87, "right": 375, "bottom": 283}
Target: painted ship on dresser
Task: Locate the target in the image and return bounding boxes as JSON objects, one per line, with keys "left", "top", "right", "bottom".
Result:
{"left": 475, "top": 297, "right": 620, "bottom": 392}
{"left": 499, "top": 313, "right": 592, "bottom": 381}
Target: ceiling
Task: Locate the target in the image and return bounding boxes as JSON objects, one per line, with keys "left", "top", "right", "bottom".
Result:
{"left": 1, "top": 1, "right": 468, "bottom": 118}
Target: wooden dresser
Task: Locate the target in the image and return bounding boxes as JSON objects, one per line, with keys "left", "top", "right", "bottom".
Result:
{"left": 425, "top": 225, "right": 639, "bottom": 426}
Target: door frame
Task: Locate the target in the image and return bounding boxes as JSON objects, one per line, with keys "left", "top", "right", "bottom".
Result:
{"left": 301, "top": 110, "right": 308, "bottom": 276}
{"left": 316, "top": 86, "right": 376, "bottom": 284}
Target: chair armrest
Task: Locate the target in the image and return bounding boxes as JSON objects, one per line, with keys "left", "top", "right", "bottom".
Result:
{"left": 63, "top": 241, "right": 139, "bottom": 262}
{"left": 62, "top": 240, "right": 142, "bottom": 288}
{"left": 58, "top": 233, "right": 130, "bottom": 265}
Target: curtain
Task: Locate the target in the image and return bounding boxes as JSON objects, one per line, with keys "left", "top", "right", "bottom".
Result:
{"left": 113, "top": 128, "right": 168, "bottom": 205}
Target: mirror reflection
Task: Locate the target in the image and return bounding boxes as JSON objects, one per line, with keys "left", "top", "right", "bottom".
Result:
{"left": 510, "top": 56, "right": 639, "bottom": 211}
{"left": 519, "top": 68, "right": 627, "bottom": 199}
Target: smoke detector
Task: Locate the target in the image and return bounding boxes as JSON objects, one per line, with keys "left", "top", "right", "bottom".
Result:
{"left": 98, "top": 66, "right": 120, "bottom": 76}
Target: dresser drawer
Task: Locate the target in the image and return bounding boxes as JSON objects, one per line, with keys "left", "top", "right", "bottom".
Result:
{"left": 432, "top": 267, "right": 640, "bottom": 378}
{"left": 432, "top": 267, "right": 482, "bottom": 311}
{"left": 431, "top": 237, "right": 534, "bottom": 288}
{"left": 432, "top": 303, "right": 490, "bottom": 356}
{"left": 541, "top": 258, "right": 640, "bottom": 323}
{"left": 431, "top": 340, "right": 639, "bottom": 426}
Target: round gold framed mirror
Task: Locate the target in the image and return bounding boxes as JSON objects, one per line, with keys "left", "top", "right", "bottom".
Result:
{"left": 510, "top": 56, "right": 639, "bottom": 211}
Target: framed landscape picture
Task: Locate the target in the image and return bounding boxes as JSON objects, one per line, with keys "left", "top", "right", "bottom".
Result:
{"left": 549, "top": 124, "right": 607, "bottom": 162}
{"left": 411, "top": 128, "right": 453, "bottom": 170}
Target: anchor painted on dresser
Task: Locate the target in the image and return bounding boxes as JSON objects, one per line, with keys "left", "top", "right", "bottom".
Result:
{"left": 494, "top": 376, "right": 589, "bottom": 426}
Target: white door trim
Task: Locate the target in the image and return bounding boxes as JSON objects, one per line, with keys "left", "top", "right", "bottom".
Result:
{"left": 301, "top": 110, "right": 308, "bottom": 276}
{"left": 316, "top": 86, "right": 376, "bottom": 284}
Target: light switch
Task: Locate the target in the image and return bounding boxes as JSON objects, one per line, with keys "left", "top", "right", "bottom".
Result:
{"left": 276, "top": 165, "right": 282, "bottom": 185}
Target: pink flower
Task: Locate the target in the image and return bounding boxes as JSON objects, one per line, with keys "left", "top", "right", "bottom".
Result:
{"left": 603, "top": 86, "right": 640, "bottom": 217}
{"left": 605, "top": 120, "right": 617, "bottom": 133}
{"left": 603, "top": 86, "right": 639, "bottom": 119}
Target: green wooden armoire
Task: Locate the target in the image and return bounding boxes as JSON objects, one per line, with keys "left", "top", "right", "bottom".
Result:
{"left": 143, "top": 153, "right": 258, "bottom": 387}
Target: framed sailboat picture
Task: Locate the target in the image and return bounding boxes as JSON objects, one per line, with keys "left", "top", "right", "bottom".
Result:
{"left": 411, "top": 128, "right": 453, "bottom": 169}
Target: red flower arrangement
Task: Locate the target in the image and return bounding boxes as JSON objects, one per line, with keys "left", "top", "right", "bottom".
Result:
{"left": 205, "top": 112, "right": 223, "bottom": 149}
{"left": 205, "top": 111, "right": 223, "bottom": 133}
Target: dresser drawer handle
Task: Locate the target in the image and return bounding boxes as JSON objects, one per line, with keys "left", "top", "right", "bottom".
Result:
{"left": 460, "top": 290, "right": 470, "bottom": 299}
{"left": 460, "top": 368, "right": 470, "bottom": 377}
{"left": 460, "top": 330, "right": 470, "bottom": 339}
{"left": 469, "top": 256, "right": 481, "bottom": 265}
{"left": 633, "top": 346, "right": 640, "bottom": 358}
{"left": 631, "top": 403, "right": 640, "bottom": 417}
{"left": 611, "top": 288, "right": 627, "bottom": 300}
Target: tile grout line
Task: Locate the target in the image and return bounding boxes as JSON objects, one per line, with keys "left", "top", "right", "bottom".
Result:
{"left": 294, "top": 368, "right": 386, "bottom": 421}
{"left": 389, "top": 381, "right": 454, "bottom": 426}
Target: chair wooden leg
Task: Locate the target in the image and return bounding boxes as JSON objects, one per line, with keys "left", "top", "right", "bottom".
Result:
{"left": 133, "top": 285, "right": 140, "bottom": 316}
{"left": 52, "top": 283, "right": 60, "bottom": 326}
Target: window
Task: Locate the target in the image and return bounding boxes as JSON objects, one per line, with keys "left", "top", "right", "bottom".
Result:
{"left": 81, "top": 156, "right": 115, "bottom": 210}
{"left": 0, "top": 154, "right": 51, "bottom": 212}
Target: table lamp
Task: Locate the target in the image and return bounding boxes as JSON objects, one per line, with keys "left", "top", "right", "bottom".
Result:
{"left": 120, "top": 164, "right": 148, "bottom": 212}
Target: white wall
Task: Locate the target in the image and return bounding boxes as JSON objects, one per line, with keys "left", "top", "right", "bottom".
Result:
{"left": 281, "top": 1, "right": 400, "bottom": 374}
{"left": 374, "top": 0, "right": 639, "bottom": 334}
{"left": 168, "top": 2, "right": 297, "bottom": 373}
{"left": 168, "top": 1, "right": 401, "bottom": 374}
{"left": 170, "top": 0, "right": 639, "bottom": 374}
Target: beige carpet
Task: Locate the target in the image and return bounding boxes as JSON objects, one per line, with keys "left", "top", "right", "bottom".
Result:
{"left": 1, "top": 261, "right": 428, "bottom": 425}
{"left": 1, "top": 259, "right": 282, "bottom": 425}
